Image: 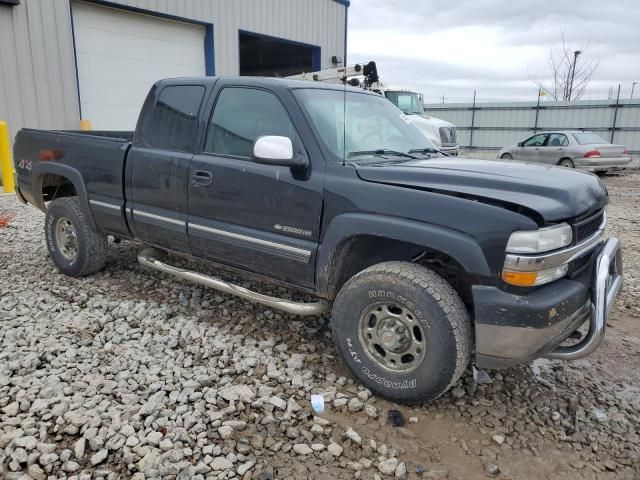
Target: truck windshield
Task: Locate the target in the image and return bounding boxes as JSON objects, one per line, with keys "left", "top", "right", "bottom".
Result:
{"left": 384, "top": 91, "right": 425, "bottom": 115}
{"left": 295, "top": 88, "right": 436, "bottom": 162}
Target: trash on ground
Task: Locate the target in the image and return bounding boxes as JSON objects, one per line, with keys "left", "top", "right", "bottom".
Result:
{"left": 473, "top": 365, "right": 493, "bottom": 384}
{"left": 387, "top": 409, "right": 406, "bottom": 427}
{"left": 0, "top": 212, "right": 15, "bottom": 228}
{"left": 311, "top": 394, "right": 325, "bottom": 414}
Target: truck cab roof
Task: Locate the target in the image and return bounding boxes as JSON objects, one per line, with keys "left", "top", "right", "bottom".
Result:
{"left": 154, "top": 75, "right": 381, "bottom": 95}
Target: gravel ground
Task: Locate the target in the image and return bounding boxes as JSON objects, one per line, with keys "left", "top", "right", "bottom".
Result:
{"left": 1, "top": 170, "right": 639, "bottom": 480}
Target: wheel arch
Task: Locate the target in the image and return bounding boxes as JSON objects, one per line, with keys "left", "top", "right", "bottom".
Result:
{"left": 32, "top": 162, "right": 97, "bottom": 231}
{"left": 558, "top": 157, "right": 575, "bottom": 166}
{"left": 316, "top": 214, "right": 490, "bottom": 301}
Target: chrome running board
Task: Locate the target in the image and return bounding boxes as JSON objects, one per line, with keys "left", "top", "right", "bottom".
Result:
{"left": 137, "top": 248, "right": 330, "bottom": 316}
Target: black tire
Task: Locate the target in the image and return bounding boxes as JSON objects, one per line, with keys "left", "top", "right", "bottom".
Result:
{"left": 331, "top": 262, "right": 472, "bottom": 403}
{"left": 559, "top": 158, "right": 575, "bottom": 168}
{"left": 45, "top": 197, "right": 106, "bottom": 277}
{"left": 501, "top": 153, "right": 513, "bottom": 160}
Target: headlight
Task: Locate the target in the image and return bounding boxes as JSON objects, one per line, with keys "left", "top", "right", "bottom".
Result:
{"left": 506, "top": 223, "right": 573, "bottom": 254}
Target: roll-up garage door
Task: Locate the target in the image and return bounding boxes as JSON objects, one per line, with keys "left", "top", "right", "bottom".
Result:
{"left": 72, "top": 1, "right": 206, "bottom": 130}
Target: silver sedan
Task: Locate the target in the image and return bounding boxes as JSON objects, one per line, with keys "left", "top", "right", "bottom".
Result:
{"left": 498, "top": 131, "right": 632, "bottom": 172}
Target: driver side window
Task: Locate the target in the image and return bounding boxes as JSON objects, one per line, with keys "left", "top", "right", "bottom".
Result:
{"left": 524, "top": 134, "right": 548, "bottom": 147}
{"left": 204, "top": 87, "right": 296, "bottom": 158}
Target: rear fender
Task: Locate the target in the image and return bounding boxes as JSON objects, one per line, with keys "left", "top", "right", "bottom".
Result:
{"left": 316, "top": 213, "right": 491, "bottom": 298}
{"left": 31, "top": 162, "right": 97, "bottom": 232}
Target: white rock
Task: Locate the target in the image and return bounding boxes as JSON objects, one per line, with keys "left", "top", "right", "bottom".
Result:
{"left": 218, "top": 385, "right": 255, "bottom": 403}
{"left": 345, "top": 427, "right": 362, "bottom": 444}
{"left": 348, "top": 398, "right": 364, "bottom": 412}
{"left": 378, "top": 458, "right": 399, "bottom": 476}
{"left": 395, "top": 462, "right": 407, "bottom": 478}
{"left": 14, "top": 436, "right": 37, "bottom": 450}
{"left": 2, "top": 401, "right": 19, "bottom": 416}
{"left": 492, "top": 434, "right": 505, "bottom": 446}
{"left": 0, "top": 427, "right": 24, "bottom": 448}
{"left": 146, "top": 431, "right": 163, "bottom": 446}
{"left": 237, "top": 460, "right": 256, "bottom": 476}
{"left": 327, "top": 443, "right": 344, "bottom": 456}
{"left": 90, "top": 449, "right": 108, "bottom": 466}
{"left": 269, "top": 396, "right": 287, "bottom": 410}
{"left": 218, "top": 425, "right": 234, "bottom": 439}
{"left": 74, "top": 438, "right": 86, "bottom": 459}
{"left": 210, "top": 456, "right": 233, "bottom": 471}
{"left": 292, "top": 444, "right": 313, "bottom": 455}
{"left": 39, "top": 452, "right": 59, "bottom": 466}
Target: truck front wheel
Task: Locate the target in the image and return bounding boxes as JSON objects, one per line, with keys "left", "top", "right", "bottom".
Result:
{"left": 331, "top": 262, "right": 472, "bottom": 403}
{"left": 45, "top": 197, "right": 107, "bottom": 277}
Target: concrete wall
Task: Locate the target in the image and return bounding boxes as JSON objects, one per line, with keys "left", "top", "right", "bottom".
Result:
{"left": 0, "top": 0, "right": 347, "bottom": 139}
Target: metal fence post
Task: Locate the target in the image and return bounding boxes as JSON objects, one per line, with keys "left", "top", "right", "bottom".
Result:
{"left": 534, "top": 88, "right": 541, "bottom": 132}
{"left": 610, "top": 84, "right": 620, "bottom": 143}
{"left": 0, "top": 121, "right": 15, "bottom": 194}
{"left": 469, "top": 90, "right": 476, "bottom": 150}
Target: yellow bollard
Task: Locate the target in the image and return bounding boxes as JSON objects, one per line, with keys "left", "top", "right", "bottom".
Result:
{"left": 0, "top": 121, "right": 15, "bottom": 194}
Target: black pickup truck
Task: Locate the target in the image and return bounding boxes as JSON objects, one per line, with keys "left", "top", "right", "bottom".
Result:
{"left": 14, "top": 77, "right": 623, "bottom": 402}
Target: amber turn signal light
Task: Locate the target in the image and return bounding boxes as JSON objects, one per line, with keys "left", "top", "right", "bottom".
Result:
{"left": 502, "top": 270, "right": 538, "bottom": 287}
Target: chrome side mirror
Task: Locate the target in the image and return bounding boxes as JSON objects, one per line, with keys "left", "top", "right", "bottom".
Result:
{"left": 252, "top": 136, "right": 307, "bottom": 168}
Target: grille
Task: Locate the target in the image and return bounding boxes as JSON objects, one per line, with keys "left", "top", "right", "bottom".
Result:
{"left": 439, "top": 126, "right": 457, "bottom": 146}
{"left": 568, "top": 251, "right": 594, "bottom": 275}
{"left": 573, "top": 210, "right": 604, "bottom": 243}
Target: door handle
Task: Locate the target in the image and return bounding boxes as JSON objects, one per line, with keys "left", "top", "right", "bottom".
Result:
{"left": 192, "top": 170, "right": 213, "bottom": 186}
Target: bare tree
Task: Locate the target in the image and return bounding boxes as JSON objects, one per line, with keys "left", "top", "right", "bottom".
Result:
{"left": 530, "top": 33, "right": 599, "bottom": 101}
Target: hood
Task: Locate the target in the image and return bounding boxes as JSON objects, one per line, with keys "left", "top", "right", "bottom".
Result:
{"left": 415, "top": 114, "right": 454, "bottom": 128}
{"left": 406, "top": 115, "right": 442, "bottom": 146}
{"left": 355, "top": 159, "right": 607, "bottom": 223}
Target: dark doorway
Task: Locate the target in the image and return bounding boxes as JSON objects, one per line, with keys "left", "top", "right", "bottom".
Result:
{"left": 239, "top": 31, "right": 320, "bottom": 77}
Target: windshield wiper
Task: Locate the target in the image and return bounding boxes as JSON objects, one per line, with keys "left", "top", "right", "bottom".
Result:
{"left": 348, "top": 149, "right": 418, "bottom": 159}
{"left": 408, "top": 147, "right": 450, "bottom": 157}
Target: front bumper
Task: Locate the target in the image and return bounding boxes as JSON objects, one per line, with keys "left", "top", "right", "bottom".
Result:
{"left": 439, "top": 145, "right": 459, "bottom": 156}
{"left": 474, "top": 238, "right": 623, "bottom": 368}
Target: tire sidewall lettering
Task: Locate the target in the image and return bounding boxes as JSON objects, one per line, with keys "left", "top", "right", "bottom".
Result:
{"left": 367, "top": 289, "right": 426, "bottom": 325}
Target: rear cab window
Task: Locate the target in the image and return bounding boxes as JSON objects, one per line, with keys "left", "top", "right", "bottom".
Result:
{"left": 143, "top": 85, "right": 206, "bottom": 152}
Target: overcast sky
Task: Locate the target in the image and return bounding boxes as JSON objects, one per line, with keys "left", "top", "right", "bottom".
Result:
{"left": 347, "top": 0, "right": 640, "bottom": 104}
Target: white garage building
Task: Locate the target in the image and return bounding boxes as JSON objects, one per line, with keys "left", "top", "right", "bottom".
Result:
{"left": 0, "top": 0, "right": 348, "bottom": 136}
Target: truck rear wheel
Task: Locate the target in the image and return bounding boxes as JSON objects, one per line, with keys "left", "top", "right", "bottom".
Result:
{"left": 331, "top": 261, "right": 471, "bottom": 403}
{"left": 45, "top": 197, "right": 106, "bottom": 277}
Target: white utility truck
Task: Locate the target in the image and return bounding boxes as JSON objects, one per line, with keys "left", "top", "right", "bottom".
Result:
{"left": 288, "top": 62, "right": 459, "bottom": 156}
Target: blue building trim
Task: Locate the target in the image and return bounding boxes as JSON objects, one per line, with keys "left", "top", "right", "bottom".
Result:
{"left": 68, "top": 1, "right": 83, "bottom": 119}
{"left": 205, "top": 25, "right": 215, "bottom": 75}
{"left": 332, "top": 0, "right": 350, "bottom": 6}
{"left": 238, "top": 30, "right": 322, "bottom": 72}
{"left": 78, "top": 0, "right": 212, "bottom": 26}
{"left": 343, "top": 2, "right": 348, "bottom": 65}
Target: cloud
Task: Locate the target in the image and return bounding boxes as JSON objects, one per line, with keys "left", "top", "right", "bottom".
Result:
{"left": 347, "top": 0, "right": 640, "bottom": 102}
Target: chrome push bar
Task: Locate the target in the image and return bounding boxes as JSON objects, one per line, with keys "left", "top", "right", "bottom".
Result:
{"left": 545, "top": 237, "right": 623, "bottom": 360}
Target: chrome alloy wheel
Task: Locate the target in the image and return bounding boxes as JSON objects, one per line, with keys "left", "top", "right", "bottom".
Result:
{"left": 357, "top": 302, "right": 427, "bottom": 373}
{"left": 55, "top": 217, "right": 78, "bottom": 261}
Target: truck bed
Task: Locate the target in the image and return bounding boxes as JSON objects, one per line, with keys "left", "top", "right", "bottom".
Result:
{"left": 14, "top": 128, "right": 133, "bottom": 238}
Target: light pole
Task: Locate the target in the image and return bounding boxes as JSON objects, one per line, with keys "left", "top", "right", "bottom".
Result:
{"left": 632, "top": 82, "right": 638, "bottom": 100}
{"left": 567, "top": 50, "right": 583, "bottom": 101}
